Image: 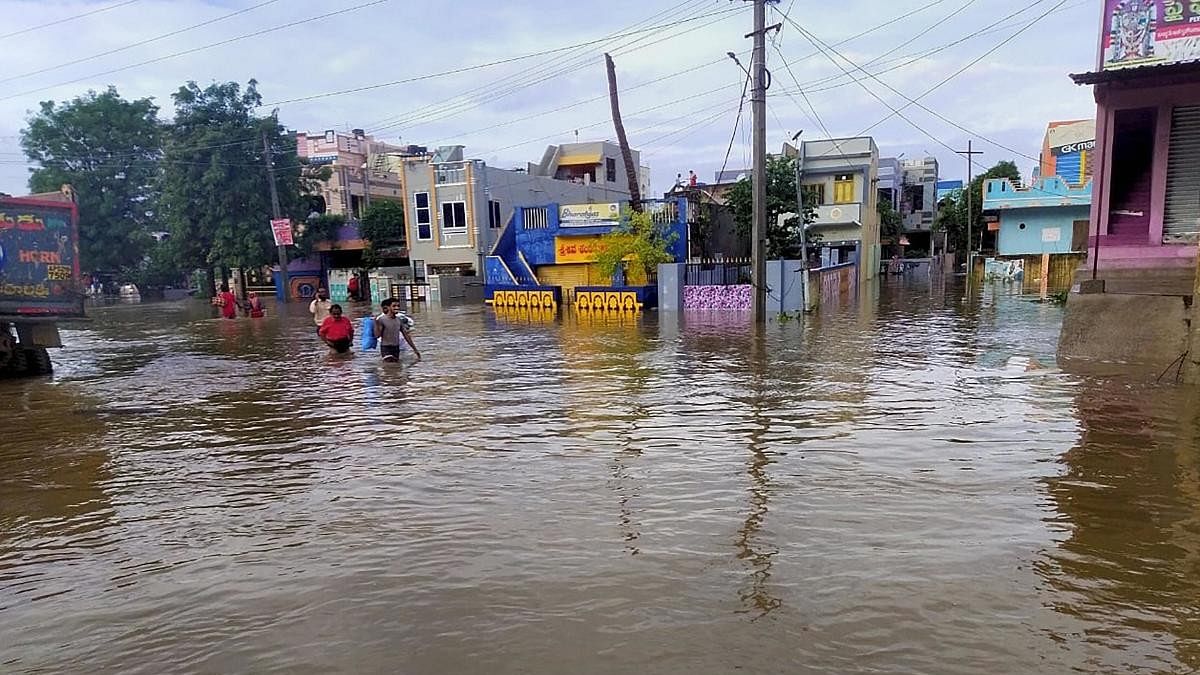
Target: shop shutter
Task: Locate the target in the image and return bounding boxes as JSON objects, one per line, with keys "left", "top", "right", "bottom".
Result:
{"left": 1163, "top": 105, "right": 1200, "bottom": 243}
{"left": 535, "top": 263, "right": 594, "bottom": 303}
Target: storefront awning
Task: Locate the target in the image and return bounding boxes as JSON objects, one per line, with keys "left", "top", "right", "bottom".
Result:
{"left": 1071, "top": 60, "right": 1200, "bottom": 85}
{"left": 557, "top": 153, "right": 602, "bottom": 167}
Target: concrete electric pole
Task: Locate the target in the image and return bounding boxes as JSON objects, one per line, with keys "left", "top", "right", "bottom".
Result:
{"left": 955, "top": 140, "right": 983, "bottom": 287}
{"left": 748, "top": 0, "right": 779, "bottom": 324}
{"left": 263, "top": 128, "right": 290, "bottom": 303}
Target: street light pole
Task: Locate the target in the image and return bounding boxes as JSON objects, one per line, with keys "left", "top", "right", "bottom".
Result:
{"left": 792, "top": 130, "right": 809, "bottom": 312}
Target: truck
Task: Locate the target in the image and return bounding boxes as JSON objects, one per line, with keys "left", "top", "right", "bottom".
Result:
{"left": 0, "top": 192, "right": 84, "bottom": 378}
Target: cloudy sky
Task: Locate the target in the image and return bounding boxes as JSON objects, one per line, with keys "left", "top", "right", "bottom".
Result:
{"left": 0, "top": 0, "right": 1099, "bottom": 196}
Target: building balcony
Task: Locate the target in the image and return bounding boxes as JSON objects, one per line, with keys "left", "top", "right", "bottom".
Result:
{"left": 812, "top": 202, "right": 862, "bottom": 226}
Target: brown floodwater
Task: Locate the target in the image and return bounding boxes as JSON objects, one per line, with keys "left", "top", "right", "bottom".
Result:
{"left": 2, "top": 279, "right": 1199, "bottom": 674}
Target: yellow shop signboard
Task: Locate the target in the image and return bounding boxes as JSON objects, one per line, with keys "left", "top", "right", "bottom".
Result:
{"left": 555, "top": 235, "right": 609, "bottom": 264}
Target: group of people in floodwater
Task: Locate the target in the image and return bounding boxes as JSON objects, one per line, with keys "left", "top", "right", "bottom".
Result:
{"left": 211, "top": 284, "right": 420, "bottom": 363}
{"left": 308, "top": 287, "right": 421, "bottom": 363}
{"left": 212, "top": 285, "right": 264, "bottom": 319}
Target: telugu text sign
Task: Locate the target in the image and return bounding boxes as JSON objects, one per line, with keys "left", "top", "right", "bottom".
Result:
{"left": 271, "top": 218, "right": 294, "bottom": 247}
{"left": 555, "top": 235, "right": 610, "bottom": 263}
{"left": 0, "top": 202, "right": 77, "bottom": 308}
{"left": 1102, "top": 0, "right": 1200, "bottom": 71}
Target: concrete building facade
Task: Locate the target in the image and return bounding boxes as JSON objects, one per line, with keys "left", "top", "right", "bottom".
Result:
{"left": 1060, "top": 1, "right": 1200, "bottom": 369}
{"left": 799, "top": 137, "right": 881, "bottom": 282}
{"left": 296, "top": 129, "right": 409, "bottom": 219}
{"left": 527, "top": 141, "right": 650, "bottom": 198}
{"left": 383, "top": 143, "right": 638, "bottom": 277}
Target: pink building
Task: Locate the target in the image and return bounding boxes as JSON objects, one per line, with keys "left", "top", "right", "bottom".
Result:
{"left": 1070, "top": 1, "right": 1200, "bottom": 291}
{"left": 1060, "top": 1, "right": 1200, "bottom": 368}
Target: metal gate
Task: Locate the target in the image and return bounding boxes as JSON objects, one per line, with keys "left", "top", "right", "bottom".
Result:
{"left": 1163, "top": 105, "right": 1200, "bottom": 243}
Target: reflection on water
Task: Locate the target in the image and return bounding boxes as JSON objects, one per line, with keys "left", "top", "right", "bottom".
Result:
{"left": 1, "top": 283, "right": 1199, "bottom": 673}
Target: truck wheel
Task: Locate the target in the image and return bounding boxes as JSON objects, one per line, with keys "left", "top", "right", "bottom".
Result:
{"left": 4, "top": 347, "right": 28, "bottom": 377}
{"left": 25, "top": 347, "right": 52, "bottom": 376}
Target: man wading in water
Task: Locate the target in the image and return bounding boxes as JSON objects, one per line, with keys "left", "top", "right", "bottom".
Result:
{"left": 318, "top": 304, "right": 354, "bottom": 354}
{"left": 373, "top": 298, "right": 420, "bottom": 363}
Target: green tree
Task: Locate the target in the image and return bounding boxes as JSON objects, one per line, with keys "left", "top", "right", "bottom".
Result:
{"left": 593, "top": 209, "right": 678, "bottom": 282}
{"left": 20, "top": 87, "right": 163, "bottom": 272}
{"left": 158, "top": 80, "right": 305, "bottom": 278}
{"left": 726, "top": 154, "right": 817, "bottom": 258}
{"left": 358, "top": 199, "right": 406, "bottom": 246}
{"left": 294, "top": 213, "right": 345, "bottom": 260}
{"left": 934, "top": 160, "right": 1021, "bottom": 252}
{"left": 878, "top": 196, "right": 903, "bottom": 241}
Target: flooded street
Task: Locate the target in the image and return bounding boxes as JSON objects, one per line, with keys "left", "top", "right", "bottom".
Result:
{"left": 3, "top": 279, "right": 1200, "bottom": 674}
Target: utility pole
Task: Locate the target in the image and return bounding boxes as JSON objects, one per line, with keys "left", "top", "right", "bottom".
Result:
{"left": 748, "top": 0, "right": 778, "bottom": 324}
{"left": 955, "top": 140, "right": 983, "bottom": 286}
{"left": 263, "top": 128, "right": 290, "bottom": 303}
{"left": 792, "top": 130, "right": 809, "bottom": 312}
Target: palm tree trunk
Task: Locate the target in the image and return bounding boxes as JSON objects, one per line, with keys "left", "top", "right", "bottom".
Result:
{"left": 605, "top": 53, "right": 642, "bottom": 212}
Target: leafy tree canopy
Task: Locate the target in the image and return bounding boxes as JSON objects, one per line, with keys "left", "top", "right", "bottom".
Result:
{"left": 593, "top": 209, "right": 678, "bottom": 282}
{"left": 21, "top": 87, "right": 163, "bottom": 271}
{"left": 933, "top": 160, "right": 1021, "bottom": 252}
{"left": 726, "top": 154, "right": 818, "bottom": 258}
{"left": 158, "top": 80, "right": 305, "bottom": 271}
{"left": 358, "top": 199, "right": 406, "bottom": 246}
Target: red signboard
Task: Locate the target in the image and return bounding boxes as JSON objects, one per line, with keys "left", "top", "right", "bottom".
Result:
{"left": 271, "top": 218, "right": 294, "bottom": 247}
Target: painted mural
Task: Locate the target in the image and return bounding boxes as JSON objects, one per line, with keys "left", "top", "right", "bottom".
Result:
{"left": 576, "top": 290, "right": 641, "bottom": 312}
{"left": 0, "top": 202, "right": 78, "bottom": 312}
{"left": 683, "top": 285, "right": 753, "bottom": 311}
{"left": 489, "top": 289, "right": 558, "bottom": 310}
{"left": 288, "top": 275, "right": 321, "bottom": 300}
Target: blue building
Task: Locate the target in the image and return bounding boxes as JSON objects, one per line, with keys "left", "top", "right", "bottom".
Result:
{"left": 982, "top": 176, "right": 1092, "bottom": 257}
{"left": 484, "top": 198, "right": 690, "bottom": 309}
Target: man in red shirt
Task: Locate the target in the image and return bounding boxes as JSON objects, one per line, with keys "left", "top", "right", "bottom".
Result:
{"left": 317, "top": 304, "right": 355, "bottom": 353}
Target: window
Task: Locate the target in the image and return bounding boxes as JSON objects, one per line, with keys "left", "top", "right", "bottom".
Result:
{"left": 606, "top": 157, "right": 617, "bottom": 183}
{"left": 802, "top": 183, "right": 825, "bottom": 206}
{"left": 441, "top": 201, "right": 467, "bottom": 230}
{"left": 414, "top": 192, "right": 432, "bottom": 240}
{"left": 488, "top": 200, "right": 503, "bottom": 229}
{"left": 834, "top": 174, "right": 855, "bottom": 204}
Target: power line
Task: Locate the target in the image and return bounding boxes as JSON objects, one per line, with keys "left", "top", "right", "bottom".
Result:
{"left": 0, "top": 0, "right": 389, "bottom": 104}
{"left": 0, "top": 0, "right": 140, "bottom": 39}
{"left": 361, "top": 0, "right": 711, "bottom": 132}
{"left": 771, "top": 0, "right": 1085, "bottom": 99}
{"left": 857, "top": 0, "right": 1070, "bottom": 138}
{"left": 263, "top": 7, "right": 741, "bottom": 108}
{"left": 718, "top": 70, "right": 753, "bottom": 179}
{"left": 780, "top": 18, "right": 959, "bottom": 157}
{"left": 0, "top": 0, "right": 282, "bottom": 86}
{"left": 367, "top": 2, "right": 741, "bottom": 137}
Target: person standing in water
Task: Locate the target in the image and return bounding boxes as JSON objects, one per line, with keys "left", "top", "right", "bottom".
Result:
{"left": 373, "top": 298, "right": 420, "bottom": 363}
{"left": 244, "top": 291, "right": 265, "bottom": 318}
{"left": 318, "top": 304, "right": 354, "bottom": 353}
{"left": 215, "top": 284, "right": 238, "bottom": 320}
{"left": 308, "top": 287, "right": 332, "bottom": 333}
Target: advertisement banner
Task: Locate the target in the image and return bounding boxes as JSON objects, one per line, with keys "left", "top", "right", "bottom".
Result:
{"left": 271, "top": 218, "right": 294, "bottom": 246}
{"left": 559, "top": 202, "right": 619, "bottom": 227}
{"left": 1102, "top": 0, "right": 1200, "bottom": 71}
